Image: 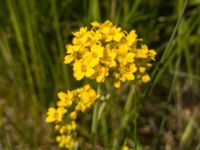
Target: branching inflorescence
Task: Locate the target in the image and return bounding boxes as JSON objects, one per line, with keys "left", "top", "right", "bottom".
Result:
{"left": 46, "top": 85, "right": 99, "bottom": 149}
{"left": 46, "top": 20, "right": 156, "bottom": 149}
{"left": 64, "top": 20, "right": 156, "bottom": 88}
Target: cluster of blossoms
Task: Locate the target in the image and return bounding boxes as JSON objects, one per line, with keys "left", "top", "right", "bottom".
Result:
{"left": 46, "top": 20, "right": 156, "bottom": 149}
{"left": 64, "top": 20, "right": 156, "bottom": 88}
{"left": 46, "top": 84, "right": 99, "bottom": 149}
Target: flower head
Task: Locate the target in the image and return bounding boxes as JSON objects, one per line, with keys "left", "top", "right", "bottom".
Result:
{"left": 64, "top": 21, "right": 156, "bottom": 88}
{"left": 46, "top": 84, "right": 99, "bottom": 149}
{"left": 46, "top": 107, "right": 67, "bottom": 123}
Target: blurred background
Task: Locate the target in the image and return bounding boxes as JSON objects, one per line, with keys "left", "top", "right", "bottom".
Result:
{"left": 0, "top": 0, "right": 200, "bottom": 149}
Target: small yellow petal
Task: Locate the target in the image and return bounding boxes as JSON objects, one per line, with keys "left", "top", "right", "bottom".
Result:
{"left": 113, "top": 32, "right": 123, "bottom": 42}
{"left": 142, "top": 74, "right": 151, "bottom": 83}
{"left": 139, "top": 67, "right": 146, "bottom": 73}
{"left": 114, "top": 81, "right": 121, "bottom": 88}
{"left": 91, "top": 21, "right": 100, "bottom": 28}
{"left": 70, "top": 111, "right": 77, "bottom": 120}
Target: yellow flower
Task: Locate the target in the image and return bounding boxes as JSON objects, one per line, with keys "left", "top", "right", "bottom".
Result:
{"left": 64, "top": 44, "right": 82, "bottom": 64}
{"left": 136, "top": 44, "right": 149, "bottom": 58}
{"left": 71, "top": 121, "right": 77, "bottom": 130}
{"left": 56, "top": 135, "right": 74, "bottom": 149}
{"left": 89, "top": 44, "right": 104, "bottom": 66}
{"left": 122, "top": 145, "right": 132, "bottom": 150}
{"left": 142, "top": 74, "right": 151, "bottom": 83}
{"left": 148, "top": 49, "right": 157, "bottom": 61}
{"left": 126, "top": 30, "right": 137, "bottom": 46}
{"left": 76, "top": 85, "right": 99, "bottom": 112}
{"left": 72, "top": 27, "right": 87, "bottom": 37}
{"left": 146, "top": 63, "right": 152, "bottom": 67}
{"left": 114, "top": 80, "right": 121, "bottom": 88}
{"left": 73, "top": 59, "right": 95, "bottom": 80}
{"left": 46, "top": 84, "right": 99, "bottom": 150}
{"left": 117, "top": 43, "right": 129, "bottom": 54}
{"left": 100, "top": 22, "right": 124, "bottom": 42}
{"left": 101, "top": 46, "right": 116, "bottom": 68}
{"left": 55, "top": 124, "right": 61, "bottom": 131}
{"left": 64, "top": 55, "right": 74, "bottom": 64}
{"left": 46, "top": 107, "right": 67, "bottom": 123}
{"left": 57, "top": 91, "right": 73, "bottom": 107}
{"left": 139, "top": 67, "right": 146, "bottom": 73}
{"left": 96, "top": 67, "right": 108, "bottom": 83}
{"left": 69, "top": 111, "right": 77, "bottom": 120}
{"left": 129, "top": 63, "right": 137, "bottom": 73}
{"left": 66, "top": 44, "right": 80, "bottom": 53}
{"left": 118, "top": 63, "right": 137, "bottom": 82}
{"left": 113, "top": 31, "right": 124, "bottom": 42}
{"left": 91, "top": 21, "right": 100, "bottom": 28}
{"left": 86, "top": 30, "right": 102, "bottom": 46}
{"left": 117, "top": 52, "right": 135, "bottom": 65}
{"left": 59, "top": 126, "right": 67, "bottom": 134}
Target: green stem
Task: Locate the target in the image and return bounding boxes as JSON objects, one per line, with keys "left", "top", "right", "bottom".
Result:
{"left": 133, "top": 86, "right": 138, "bottom": 150}
{"left": 101, "top": 117, "right": 108, "bottom": 148}
{"left": 112, "top": 85, "right": 136, "bottom": 150}
{"left": 153, "top": 54, "right": 181, "bottom": 148}
{"left": 51, "top": 0, "right": 70, "bottom": 89}
{"left": 6, "top": 0, "right": 36, "bottom": 101}
{"left": 91, "top": 85, "right": 101, "bottom": 149}
{"left": 91, "top": 102, "right": 98, "bottom": 148}
{"left": 143, "top": 0, "right": 188, "bottom": 98}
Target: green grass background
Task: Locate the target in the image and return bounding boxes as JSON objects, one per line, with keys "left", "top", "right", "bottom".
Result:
{"left": 0, "top": 0, "right": 200, "bottom": 149}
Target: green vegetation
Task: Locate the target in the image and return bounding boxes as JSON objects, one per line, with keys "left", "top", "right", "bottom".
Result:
{"left": 0, "top": 0, "right": 200, "bottom": 149}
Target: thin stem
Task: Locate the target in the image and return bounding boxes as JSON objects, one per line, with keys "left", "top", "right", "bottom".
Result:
{"left": 111, "top": 0, "right": 116, "bottom": 22}
{"left": 133, "top": 86, "right": 138, "bottom": 150}
{"left": 91, "top": 85, "right": 101, "bottom": 149}
{"left": 51, "top": 0, "right": 70, "bottom": 89}
{"left": 6, "top": 0, "right": 36, "bottom": 101}
{"left": 91, "top": 102, "right": 98, "bottom": 149}
{"left": 112, "top": 84, "right": 137, "bottom": 150}
{"left": 143, "top": 0, "right": 188, "bottom": 98}
{"left": 153, "top": 52, "right": 181, "bottom": 149}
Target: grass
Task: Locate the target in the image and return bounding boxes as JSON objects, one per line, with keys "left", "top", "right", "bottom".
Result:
{"left": 0, "top": 0, "right": 200, "bottom": 149}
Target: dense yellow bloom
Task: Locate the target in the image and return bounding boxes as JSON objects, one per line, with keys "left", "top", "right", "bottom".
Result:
{"left": 75, "top": 84, "right": 99, "bottom": 112}
{"left": 58, "top": 121, "right": 77, "bottom": 134}
{"left": 64, "top": 20, "right": 156, "bottom": 88}
{"left": 46, "top": 84, "right": 98, "bottom": 149}
{"left": 57, "top": 91, "right": 73, "bottom": 107}
{"left": 56, "top": 135, "right": 74, "bottom": 149}
{"left": 46, "top": 20, "right": 157, "bottom": 150}
{"left": 73, "top": 58, "right": 95, "bottom": 80}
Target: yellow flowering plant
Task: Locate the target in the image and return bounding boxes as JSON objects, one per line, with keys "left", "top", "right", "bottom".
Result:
{"left": 45, "top": 20, "right": 156, "bottom": 149}
{"left": 64, "top": 20, "right": 156, "bottom": 88}
{"left": 46, "top": 84, "right": 99, "bottom": 149}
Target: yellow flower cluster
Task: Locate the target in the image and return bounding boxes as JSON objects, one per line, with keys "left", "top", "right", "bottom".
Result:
{"left": 64, "top": 20, "right": 156, "bottom": 88}
{"left": 46, "top": 84, "right": 99, "bottom": 149}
